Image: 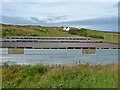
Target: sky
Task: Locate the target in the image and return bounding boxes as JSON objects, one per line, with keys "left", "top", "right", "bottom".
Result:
{"left": 1, "top": 0, "right": 119, "bottom": 32}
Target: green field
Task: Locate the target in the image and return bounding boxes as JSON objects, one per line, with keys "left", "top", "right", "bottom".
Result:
{"left": 2, "top": 64, "right": 118, "bottom": 88}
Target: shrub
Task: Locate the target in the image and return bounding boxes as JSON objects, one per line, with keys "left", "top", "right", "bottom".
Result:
{"left": 69, "top": 28, "right": 104, "bottom": 39}
{"left": 3, "top": 62, "right": 9, "bottom": 68}
{"left": 68, "top": 28, "right": 87, "bottom": 36}
{"left": 33, "top": 28, "right": 48, "bottom": 33}
{"left": 88, "top": 34, "right": 104, "bottom": 39}
{"left": 26, "top": 65, "right": 48, "bottom": 76}
{"left": 4, "top": 29, "right": 11, "bottom": 32}
{"left": 30, "top": 34, "right": 39, "bottom": 36}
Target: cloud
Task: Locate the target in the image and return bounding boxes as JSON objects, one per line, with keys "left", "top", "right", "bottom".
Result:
{"left": 2, "top": 16, "right": 47, "bottom": 25}
{"left": 61, "top": 17, "right": 118, "bottom": 25}
{"left": 30, "top": 17, "right": 47, "bottom": 24}
{"left": 39, "top": 17, "right": 117, "bottom": 32}
{"left": 2, "top": 0, "right": 119, "bottom": 2}
{"left": 58, "top": 17, "right": 118, "bottom": 32}
{"left": 46, "top": 16, "right": 68, "bottom": 23}
{"left": 2, "top": 16, "right": 34, "bottom": 24}
{"left": 1, "top": 1, "right": 118, "bottom": 32}
{"left": 31, "top": 17, "right": 41, "bottom": 22}
{"left": 47, "top": 16, "right": 67, "bottom": 21}
{"left": 2, "top": 15, "right": 118, "bottom": 32}
{"left": 2, "top": 2, "right": 117, "bottom": 22}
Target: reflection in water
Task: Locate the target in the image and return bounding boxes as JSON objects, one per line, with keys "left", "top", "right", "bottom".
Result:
{"left": 1, "top": 48, "right": 118, "bottom": 66}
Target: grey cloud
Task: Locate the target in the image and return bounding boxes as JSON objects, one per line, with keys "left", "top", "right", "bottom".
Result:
{"left": 61, "top": 17, "right": 118, "bottom": 26}
{"left": 47, "top": 16, "right": 67, "bottom": 21}
{"left": 56, "top": 17, "right": 118, "bottom": 32}
{"left": 2, "top": 16, "right": 35, "bottom": 24}
{"left": 2, "top": 16, "right": 47, "bottom": 25}
{"left": 30, "top": 17, "right": 47, "bottom": 24}
{"left": 31, "top": 17, "right": 41, "bottom": 22}
{"left": 1, "top": 16, "right": 118, "bottom": 32}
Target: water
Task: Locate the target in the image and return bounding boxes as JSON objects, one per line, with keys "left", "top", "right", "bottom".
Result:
{"left": 1, "top": 48, "right": 118, "bottom": 66}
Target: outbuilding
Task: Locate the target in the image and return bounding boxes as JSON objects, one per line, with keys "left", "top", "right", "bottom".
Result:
{"left": 63, "top": 27, "right": 71, "bottom": 31}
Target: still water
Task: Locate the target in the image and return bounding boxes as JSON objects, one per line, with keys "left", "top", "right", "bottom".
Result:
{"left": 1, "top": 48, "right": 118, "bottom": 66}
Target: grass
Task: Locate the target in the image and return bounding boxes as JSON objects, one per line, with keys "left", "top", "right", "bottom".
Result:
{"left": 32, "top": 28, "right": 48, "bottom": 33}
{"left": 1, "top": 24, "right": 79, "bottom": 39}
{"left": 2, "top": 63, "right": 118, "bottom": 88}
{"left": 87, "top": 30, "right": 119, "bottom": 44}
{"left": 69, "top": 28, "right": 119, "bottom": 44}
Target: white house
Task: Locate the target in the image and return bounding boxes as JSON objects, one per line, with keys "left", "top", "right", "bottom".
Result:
{"left": 63, "top": 27, "right": 70, "bottom": 31}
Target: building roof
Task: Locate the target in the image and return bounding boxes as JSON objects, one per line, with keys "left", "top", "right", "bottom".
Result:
{"left": 7, "top": 36, "right": 90, "bottom": 40}
{"left": 1, "top": 42, "right": 119, "bottom": 48}
{"left": 1, "top": 36, "right": 119, "bottom": 48}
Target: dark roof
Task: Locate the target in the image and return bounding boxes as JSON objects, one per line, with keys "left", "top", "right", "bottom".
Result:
{"left": 2, "top": 42, "right": 119, "bottom": 48}
{"left": 7, "top": 36, "right": 91, "bottom": 40}
{"left": 1, "top": 37, "right": 119, "bottom": 48}
{"left": 2, "top": 39, "right": 100, "bottom": 42}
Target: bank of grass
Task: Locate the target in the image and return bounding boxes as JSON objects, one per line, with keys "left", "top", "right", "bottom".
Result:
{"left": 2, "top": 24, "right": 79, "bottom": 39}
{"left": 2, "top": 63, "right": 118, "bottom": 88}
{"left": 69, "top": 28, "right": 119, "bottom": 44}
{"left": 87, "top": 30, "right": 119, "bottom": 44}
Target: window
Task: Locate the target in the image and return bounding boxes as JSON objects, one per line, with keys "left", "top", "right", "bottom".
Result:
{"left": 24, "top": 38, "right": 28, "bottom": 39}
{"left": 16, "top": 41, "right": 21, "bottom": 42}
{"left": 43, "top": 48, "right": 50, "bottom": 49}
{"left": 73, "top": 38, "right": 76, "bottom": 40}
{"left": 28, "top": 41, "right": 32, "bottom": 42}
{"left": 51, "top": 48, "right": 58, "bottom": 49}
{"left": 75, "top": 47, "right": 81, "bottom": 49}
{"left": 22, "top": 41, "right": 26, "bottom": 42}
{"left": 67, "top": 47, "right": 74, "bottom": 49}
{"left": 59, "top": 48, "right": 66, "bottom": 49}
{"left": 34, "top": 41, "right": 38, "bottom": 42}
{"left": 12, "top": 41, "right": 16, "bottom": 42}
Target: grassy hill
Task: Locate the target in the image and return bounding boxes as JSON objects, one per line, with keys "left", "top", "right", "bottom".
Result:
{"left": 1, "top": 24, "right": 119, "bottom": 44}
{"left": 68, "top": 28, "right": 119, "bottom": 44}
{"left": 1, "top": 24, "right": 79, "bottom": 38}
{"left": 87, "top": 29, "right": 119, "bottom": 44}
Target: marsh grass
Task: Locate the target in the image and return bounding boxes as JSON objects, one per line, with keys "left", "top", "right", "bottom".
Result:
{"left": 2, "top": 63, "right": 118, "bottom": 88}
